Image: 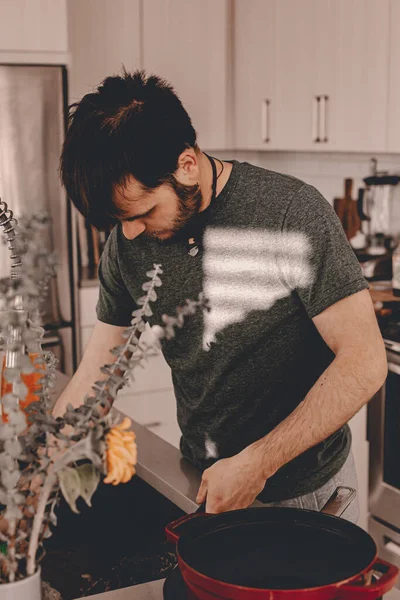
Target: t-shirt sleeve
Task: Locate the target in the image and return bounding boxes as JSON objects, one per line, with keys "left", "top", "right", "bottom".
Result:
{"left": 96, "top": 229, "right": 137, "bottom": 327}
{"left": 279, "top": 183, "right": 369, "bottom": 319}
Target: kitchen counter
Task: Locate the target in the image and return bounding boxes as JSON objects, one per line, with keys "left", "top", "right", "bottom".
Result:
{"left": 53, "top": 373, "right": 400, "bottom": 600}
{"left": 79, "top": 578, "right": 400, "bottom": 600}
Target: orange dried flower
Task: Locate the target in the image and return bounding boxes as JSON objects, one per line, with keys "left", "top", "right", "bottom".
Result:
{"left": 104, "top": 417, "right": 137, "bottom": 485}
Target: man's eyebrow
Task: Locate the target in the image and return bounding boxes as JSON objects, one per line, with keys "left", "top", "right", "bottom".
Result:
{"left": 122, "top": 206, "right": 155, "bottom": 222}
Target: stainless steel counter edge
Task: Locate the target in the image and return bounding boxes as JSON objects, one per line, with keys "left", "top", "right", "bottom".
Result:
{"left": 53, "top": 371, "right": 203, "bottom": 514}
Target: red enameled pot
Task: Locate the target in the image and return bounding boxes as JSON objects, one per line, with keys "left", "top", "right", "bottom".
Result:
{"left": 166, "top": 501, "right": 399, "bottom": 599}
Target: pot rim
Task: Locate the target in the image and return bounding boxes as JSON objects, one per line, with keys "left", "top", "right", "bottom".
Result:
{"left": 0, "top": 568, "right": 41, "bottom": 588}
{"left": 173, "top": 509, "right": 378, "bottom": 596}
{"left": 177, "top": 551, "right": 379, "bottom": 596}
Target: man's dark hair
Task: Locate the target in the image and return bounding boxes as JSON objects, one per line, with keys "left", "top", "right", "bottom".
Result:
{"left": 60, "top": 69, "right": 197, "bottom": 229}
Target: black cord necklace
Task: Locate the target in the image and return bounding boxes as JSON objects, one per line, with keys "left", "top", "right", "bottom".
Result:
{"left": 187, "top": 154, "right": 223, "bottom": 257}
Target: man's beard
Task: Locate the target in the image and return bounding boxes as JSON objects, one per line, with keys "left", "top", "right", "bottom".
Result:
{"left": 144, "top": 177, "right": 203, "bottom": 243}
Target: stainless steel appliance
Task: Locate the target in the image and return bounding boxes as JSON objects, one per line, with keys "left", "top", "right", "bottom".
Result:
{"left": 0, "top": 65, "right": 77, "bottom": 374}
{"left": 356, "top": 159, "right": 400, "bottom": 281}
{"left": 368, "top": 315, "right": 400, "bottom": 588}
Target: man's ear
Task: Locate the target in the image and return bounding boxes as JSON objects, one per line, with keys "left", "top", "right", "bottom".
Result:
{"left": 175, "top": 148, "right": 200, "bottom": 185}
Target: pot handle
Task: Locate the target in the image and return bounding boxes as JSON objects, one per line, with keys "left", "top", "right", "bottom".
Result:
{"left": 320, "top": 486, "right": 357, "bottom": 518}
{"left": 165, "top": 504, "right": 210, "bottom": 544}
{"left": 338, "top": 558, "right": 399, "bottom": 599}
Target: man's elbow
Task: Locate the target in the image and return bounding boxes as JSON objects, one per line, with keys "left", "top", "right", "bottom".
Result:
{"left": 365, "top": 341, "right": 387, "bottom": 397}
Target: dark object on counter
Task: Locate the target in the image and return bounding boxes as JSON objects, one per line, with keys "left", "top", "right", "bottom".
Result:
{"left": 41, "top": 476, "right": 182, "bottom": 599}
{"left": 334, "top": 178, "right": 361, "bottom": 240}
{"left": 164, "top": 566, "right": 189, "bottom": 600}
{"left": 165, "top": 488, "right": 398, "bottom": 600}
{"left": 354, "top": 235, "right": 395, "bottom": 281}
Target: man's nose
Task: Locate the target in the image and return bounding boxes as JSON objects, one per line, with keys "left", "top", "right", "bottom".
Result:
{"left": 122, "top": 220, "right": 146, "bottom": 240}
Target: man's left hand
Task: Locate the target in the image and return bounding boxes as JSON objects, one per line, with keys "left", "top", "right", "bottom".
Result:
{"left": 196, "top": 448, "right": 269, "bottom": 514}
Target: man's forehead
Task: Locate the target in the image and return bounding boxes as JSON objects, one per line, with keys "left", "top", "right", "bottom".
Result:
{"left": 113, "top": 175, "right": 147, "bottom": 205}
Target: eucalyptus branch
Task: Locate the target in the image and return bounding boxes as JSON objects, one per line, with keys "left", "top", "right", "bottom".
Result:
{"left": 26, "top": 470, "right": 56, "bottom": 576}
{"left": 27, "top": 435, "right": 102, "bottom": 575}
{"left": 0, "top": 206, "right": 212, "bottom": 584}
{"left": 85, "top": 264, "right": 163, "bottom": 421}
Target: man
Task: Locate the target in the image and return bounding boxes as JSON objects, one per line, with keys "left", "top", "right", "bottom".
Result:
{"left": 57, "top": 70, "right": 387, "bottom": 519}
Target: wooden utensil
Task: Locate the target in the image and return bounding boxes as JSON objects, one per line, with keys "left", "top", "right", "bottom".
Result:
{"left": 334, "top": 178, "right": 361, "bottom": 240}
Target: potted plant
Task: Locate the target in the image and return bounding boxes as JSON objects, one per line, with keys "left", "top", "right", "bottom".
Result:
{"left": 0, "top": 199, "right": 207, "bottom": 599}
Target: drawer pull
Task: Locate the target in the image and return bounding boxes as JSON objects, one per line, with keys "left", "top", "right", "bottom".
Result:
{"left": 385, "top": 540, "right": 400, "bottom": 557}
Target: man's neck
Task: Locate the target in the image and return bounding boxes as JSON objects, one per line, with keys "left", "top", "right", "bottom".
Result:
{"left": 198, "top": 151, "right": 233, "bottom": 212}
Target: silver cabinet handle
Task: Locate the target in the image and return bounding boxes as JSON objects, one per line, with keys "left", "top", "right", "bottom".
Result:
{"left": 322, "top": 95, "right": 329, "bottom": 142}
{"left": 261, "top": 99, "right": 270, "bottom": 143}
{"left": 312, "top": 96, "right": 321, "bottom": 143}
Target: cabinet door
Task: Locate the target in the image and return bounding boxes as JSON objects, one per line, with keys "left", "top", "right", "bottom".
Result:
{"left": 67, "top": 0, "right": 141, "bottom": 102}
{"left": 0, "top": 0, "right": 68, "bottom": 53}
{"left": 387, "top": 0, "right": 400, "bottom": 152}
{"left": 234, "top": 0, "right": 276, "bottom": 149}
{"left": 325, "top": 0, "right": 389, "bottom": 152}
{"left": 142, "top": 0, "right": 231, "bottom": 150}
{"left": 273, "top": 0, "right": 318, "bottom": 151}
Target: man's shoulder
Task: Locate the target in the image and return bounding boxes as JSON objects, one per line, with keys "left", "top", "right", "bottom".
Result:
{"left": 230, "top": 161, "right": 310, "bottom": 224}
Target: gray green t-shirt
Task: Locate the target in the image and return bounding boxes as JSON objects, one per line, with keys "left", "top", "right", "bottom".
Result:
{"left": 96, "top": 160, "right": 369, "bottom": 502}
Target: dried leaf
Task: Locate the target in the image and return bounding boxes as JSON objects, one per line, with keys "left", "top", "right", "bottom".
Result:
{"left": 4, "top": 439, "right": 22, "bottom": 459}
{"left": 58, "top": 467, "right": 81, "bottom": 514}
{"left": 4, "top": 504, "right": 22, "bottom": 522}
{"left": 76, "top": 464, "right": 100, "bottom": 508}
{"left": 144, "top": 304, "right": 153, "bottom": 317}
{"left": 148, "top": 288, "right": 157, "bottom": 302}
{"left": 20, "top": 354, "right": 35, "bottom": 375}
{"left": 136, "top": 320, "right": 146, "bottom": 333}
{"left": 13, "top": 381, "right": 28, "bottom": 401}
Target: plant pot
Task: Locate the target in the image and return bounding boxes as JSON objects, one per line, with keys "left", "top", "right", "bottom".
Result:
{"left": 0, "top": 568, "right": 41, "bottom": 600}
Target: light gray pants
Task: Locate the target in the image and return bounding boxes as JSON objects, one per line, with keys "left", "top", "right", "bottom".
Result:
{"left": 255, "top": 451, "right": 360, "bottom": 524}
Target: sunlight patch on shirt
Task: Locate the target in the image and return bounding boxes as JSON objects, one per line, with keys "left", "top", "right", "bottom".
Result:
{"left": 202, "top": 227, "right": 313, "bottom": 349}
{"left": 204, "top": 433, "right": 219, "bottom": 459}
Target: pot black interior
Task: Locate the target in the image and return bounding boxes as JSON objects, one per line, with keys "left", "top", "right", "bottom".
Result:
{"left": 178, "top": 507, "right": 376, "bottom": 590}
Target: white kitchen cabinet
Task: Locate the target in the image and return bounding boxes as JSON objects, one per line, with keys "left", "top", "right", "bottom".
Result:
{"left": 79, "top": 286, "right": 99, "bottom": 329}
{"left": 142, "top": 0, "right": 232, "bottom": 150}
{"left": 234, "top": 0, "right": 276, "bottom": 149}
{"left": 273, "top": 0, "right": 319, "bottom": 151}
{"left": 0, "top": 0, "right": 68, "bottom": 53}
{"left": 115, "top": 388, "right": 180, "bottom": 448}
{"left": 234, "top": 0, "right": 389, "bottom": 153}
{"left": 324, "top": 0, "right": 389, "bottom": 153}
{"left": 387, "top": 0, "right": 400, "bottom": 152}
{"left": 234, "top": 0, "right": 327, "bottom": 151}
{"left": 0, "top": 0, "right": 68, "bottom": 62}
{"left": 67, "top": 0, "right": 141, "bottom": 103}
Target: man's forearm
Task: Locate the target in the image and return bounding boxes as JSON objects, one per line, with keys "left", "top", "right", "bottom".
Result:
{"left": 52, "top": 321, "right": 127, "bottom": 418}
{"left": 52, "top": 363, "right": 104, "bottom": 418}
{"left": 247, "top": 347, "right": 387, "bottom": 479}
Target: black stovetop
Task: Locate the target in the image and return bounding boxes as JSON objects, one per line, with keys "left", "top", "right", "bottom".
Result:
{"left": 41, "top": 476, "right": 183, "bottom": 599}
